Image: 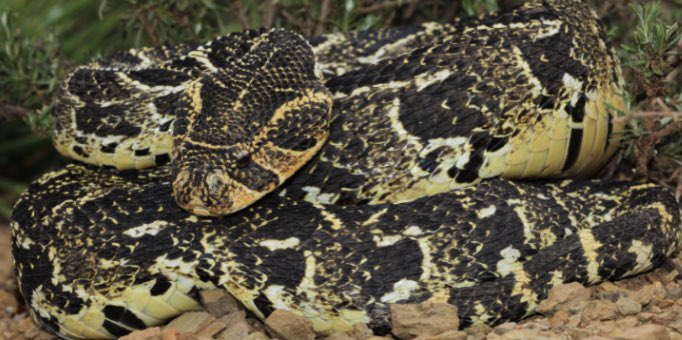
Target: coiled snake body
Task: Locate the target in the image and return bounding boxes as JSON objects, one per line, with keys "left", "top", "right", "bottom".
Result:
{"left": 11, "top": 0, "right": 682, "bottom": 339}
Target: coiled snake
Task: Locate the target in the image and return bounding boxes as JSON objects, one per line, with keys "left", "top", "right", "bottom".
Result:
{"left": 11, "top": 0, "right": 682, "bottom": 339}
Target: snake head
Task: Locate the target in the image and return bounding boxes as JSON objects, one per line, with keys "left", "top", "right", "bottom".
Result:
{"left": 169, "top": 29, "right": 332, "bottom": 217}
{"left": 171, "top": 155, "right": 280, "bottom": 217}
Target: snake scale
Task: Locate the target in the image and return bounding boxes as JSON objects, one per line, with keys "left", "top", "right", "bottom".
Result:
{"left": 10, "top": 0, "right": 682, "bottom": 339}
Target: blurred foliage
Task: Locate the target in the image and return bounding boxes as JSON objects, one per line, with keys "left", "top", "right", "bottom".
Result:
{"left": 0, "top": 0, "right": 680, "bottom": 221}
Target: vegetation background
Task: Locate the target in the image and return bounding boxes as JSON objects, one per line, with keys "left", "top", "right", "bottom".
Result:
{"left": 0, "top": 0, "right": 680, "bottom": 222}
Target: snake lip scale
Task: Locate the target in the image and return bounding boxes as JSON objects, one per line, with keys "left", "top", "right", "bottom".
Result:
{"left": 11, "top": 0, "right": 682, "bottom": 339}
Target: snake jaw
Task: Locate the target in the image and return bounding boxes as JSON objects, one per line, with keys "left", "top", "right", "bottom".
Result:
{"left": 171, "top": 163, "right": 280, "bottom": 216}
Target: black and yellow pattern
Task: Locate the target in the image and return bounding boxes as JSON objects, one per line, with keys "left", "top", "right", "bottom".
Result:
{"left": 11, "top": 0, "right": 681, "bottom": 339}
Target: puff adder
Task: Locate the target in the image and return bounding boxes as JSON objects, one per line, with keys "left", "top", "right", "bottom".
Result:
{"left": 11, "top": 0, "right": 682, "bottom": 339}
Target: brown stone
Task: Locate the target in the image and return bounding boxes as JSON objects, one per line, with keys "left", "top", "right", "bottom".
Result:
{"left": 549, "top": 311, "right": 570, "bottom": 329}
{"left": 121, "top": 327, "right": 161, "bottom": 340}
{"left": 160, "top": 328, "right": 181, "bottom": 340}
{"left": 414, "top": 330, "right": 467, "bottom": 340}
{"left": 657, "top": 298, "right": 676, "bottom": 309}
{"left": 616, "top": 296, "right": 642, "bottom": 315}
{"left": 667, "top": 282, "right": 682, "bottom": 300}
{"left": 580, "top": 301, "right": 618, "bottom": 322}
{"left": 390, "top": 302, "right": 459, "bottom": 339}
{"left": 326, "top": 323, "right": 374, "bottom": 340}
{"left": 201, "top": 290, "right": 242, "bottom": 317}
{"left": 614, "top": 316, "right": 639, "bottom": 329}
{"left": 537, "top": 283, "right": 592, "bottom": 314}
{"left": 570, "top": 328, "right": 595, "bottom": 339}
{"left": 609, "top": 324, "right": 671, "bottom": 340}
{"left": 630, "top": 285, "right": 655, "bottom": 306}
{"left": 217, "top": 321, "right": 251, "bottom": 340}
{"left": 326, "top": 333, "right": 356, "bottom": 340}
{"left": 219, "top": 311, "right": 247, "bottom": 329}
{"left": 638, "top": 312, "right": 656, "bottom": 322}
{"left": 247, "top": 317, "right": 268, "bottom": 334}
{"left": 492, "top": 329, "right": 554, "bottom": 340}
{"left": 464, "top": 323, "right": 492, "bottom": 340}
{"left": 652, "top": 312, "right": 679, "bottom": 325}
{"left": 165, "top": 311, "right": 216, "bottom": 337}
{"left": 670, "top": 319, "right": 682, "bottom": 333}
{"left": 265, "top": 309, "right": 314, "bottom": 340}
{"left": 245, "top": 332, "right": 270, "bottom": 340}
{"left": 0, "top": 290, "right": 17, "bottom": 315}
{"left": 492, "top": 322, "right": 516, "bottom": 335}
{"left": 191, "top": 317, "right": 228, "bottom": 339}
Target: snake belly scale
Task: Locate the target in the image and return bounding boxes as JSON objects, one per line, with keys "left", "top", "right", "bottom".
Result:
{"left": 11, "top": 0, "right": 682, "bottom": 339}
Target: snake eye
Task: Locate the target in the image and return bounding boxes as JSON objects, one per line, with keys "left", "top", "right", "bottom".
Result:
{"left": 235, "top": 150, "right": 251, "bottom": 168}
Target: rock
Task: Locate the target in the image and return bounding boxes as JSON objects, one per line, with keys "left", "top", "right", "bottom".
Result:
{"left": 247, "top": 317, "right": 268, "bottom": 334}
{"left": 201, "top": 290, "right": 242, "bottom": 317}
{"left": 121, "top": 327, "right": 161, "bottom": 340}
{"left": 666, "top": 282, "right": 682, "bottom": 300}
{"left": 652, "top": 312, "right": 678, "bottom": 325}
{"left": 414, "top": 330, "right": 467, "bottom": 340}
{"left": 631, "top": 285, "right": 654, "bottom": 306}
{"left": 567, "top": 313, "right": 582, "bottom": 328}
{"left": 669, "top": 319, "right": 682, "bottom": 333}
{"left": 656, "top": 299, "right": 675, "bottom": 308}
{"left": 326, "top": 333, "right": 356, "bottom": 340}
{"left": 608, "top": 324, "right": 671, "bottom": 340}
{"left": 638, "top": 312, "right": 655, "bottom": 322}
{"left": 595, "top": 290, "right": 626, "bottom": 302}
{"left": 327, "top": 323, "right": 374, "bottom": 340}
{"left": 0, "top": 290, "right": 17, "bottom": 315}
{"left": 390, "top": 302, "right": 459, "bottom": 339}
{"left": 492, "top": 322, "right": 516, "bottom": 335}
{"left": 165, "top": 311, "right": 216, "bottom": 337}
{"left": 160, "top": 328, "right": 181, "bottom": 340}
{"left": 491, "top": 329, "right": 553, "bottom": 340}
{"left": 219, "top": 311, "right": 247, "bottom": 329}
{"left": 193, "top": 317, "right": 229, "bottom": 339}
{"left": 351, "top": 323, "right": 374, "bottom": 339}
{"left": 570, "top": 328, "right": 595, "bottom": 339}
{"left": 616, "top": 296, "right": 642, "bottom": 315}
{"left": 614, "top": 316, "right": 639, "bottom": 329}
{"left": 548, "top": 311, "right": 569, "bottom": 329}
{"left": 516, "top": 320, "right": 549, "bottom": 331}
{"left": 246, "top": 332, "right": 270, "bottom": 340}
{"left": 16, "top": 317, "right": 54, "bottom": 339}
{"left": 265, "top": 309, "right": 314, "bottom": 340}
{"left": 536, "top": 283, "right": 592, "bottom": 314}
{"left": 464, "top": 323, "right": 493, "bottom": 340}
{"left": 580, "top": 301, "right": 618, "bottom": 323}
{"left": 217, "top": 320, "right": 250, "bottom": 340}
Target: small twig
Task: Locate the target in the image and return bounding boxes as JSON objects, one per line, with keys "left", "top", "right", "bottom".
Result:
{"left": 232, "top": 0, "right": 250, "bottom": 29}
{"left": 314, "top": 0, "right": 331, "bottom": 36}
{"left": 403, "top": 0, "right": 419, "bottom": 20}
{"left": 612, "top": 111, "right": 682, "bottom": 123}
{"left": 280, "top": 9, "right": 304, "bottom": 32}
{"left": 138, "top": 9, "right": 160, "bottom": 45}
{"left": 650, "top": 120, "right": 682, "bottom": 141}
{"left": 261, "top": 0, "right": 279, "bottom": 29}
{"left": 357, "top": 0, "right": 417, "bottom": 14}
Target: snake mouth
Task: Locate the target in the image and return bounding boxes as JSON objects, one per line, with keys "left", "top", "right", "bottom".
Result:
{"left": 171, "top": 167, "right": 275, "bottom": 216}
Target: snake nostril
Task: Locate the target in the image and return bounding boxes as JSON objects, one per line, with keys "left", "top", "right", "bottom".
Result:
{"left": 207, "top": 174, "right": 224, "bottom": 196}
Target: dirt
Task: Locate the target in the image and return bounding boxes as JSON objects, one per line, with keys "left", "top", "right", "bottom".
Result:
{"left": 2, "top": 226, "right": 682, "bottom": 340}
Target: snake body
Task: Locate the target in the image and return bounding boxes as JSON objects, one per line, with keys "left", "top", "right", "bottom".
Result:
{"left": 11, "top": 0, "right": 682, "bottom": 339}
